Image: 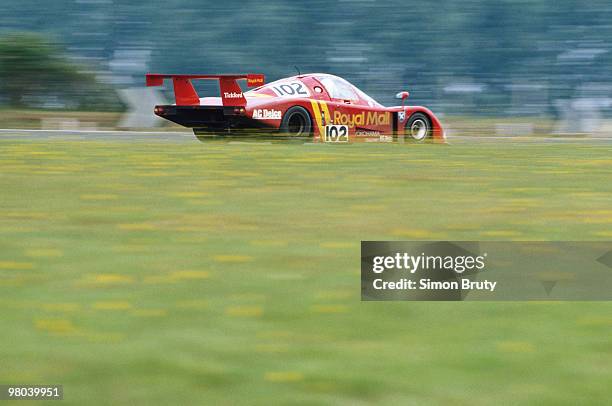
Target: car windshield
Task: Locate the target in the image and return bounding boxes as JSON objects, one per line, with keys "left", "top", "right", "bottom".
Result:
{"left": 316, "top": 75, "right": 382, "bottom": 107}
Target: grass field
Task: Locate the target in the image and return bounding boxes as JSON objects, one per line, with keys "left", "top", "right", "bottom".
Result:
{"left": 0, "top": 135, "right": 611, "bottom": 405}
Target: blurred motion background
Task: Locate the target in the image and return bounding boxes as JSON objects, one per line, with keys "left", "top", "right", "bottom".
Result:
{"left": 1, "top": 0, "right": 612, "bottom": 134}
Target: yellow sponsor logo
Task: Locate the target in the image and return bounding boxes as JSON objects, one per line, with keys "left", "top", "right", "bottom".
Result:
{"left": 333, "top": 111, "right": 390, "bottom": 127}
{"left": 310, "top": 100, "right": 324, "bottom": 138}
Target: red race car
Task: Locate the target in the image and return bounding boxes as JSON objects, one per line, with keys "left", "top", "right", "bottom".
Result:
{"left": 146, "top": 72, "right": 445, "bottom": 143}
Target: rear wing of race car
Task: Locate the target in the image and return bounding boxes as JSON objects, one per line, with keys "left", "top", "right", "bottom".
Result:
{"left": 145, "top": 73, "right": 265, "bottom": 106}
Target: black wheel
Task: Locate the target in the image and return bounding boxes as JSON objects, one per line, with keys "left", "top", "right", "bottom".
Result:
{"left": 404, "top": 113, "right": 432, "bottom": 142}
{"left": 280, "top": 106, "right": 312, "bottom": 137}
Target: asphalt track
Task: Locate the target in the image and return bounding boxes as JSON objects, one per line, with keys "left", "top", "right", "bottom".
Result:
{"left": 1, "top": 128, "right": 611, "bottom": 143}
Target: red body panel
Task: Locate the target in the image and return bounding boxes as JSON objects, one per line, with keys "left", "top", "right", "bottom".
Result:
{"left": 146, "top": 72, "right": 445, "bottom": 142}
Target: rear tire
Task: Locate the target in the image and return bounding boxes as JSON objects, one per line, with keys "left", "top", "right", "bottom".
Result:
{"left": 280, "top": 106, "right": 312, "bottom": 137}
{"left": 404, "top": 113, "right": 432, "bottom": 142}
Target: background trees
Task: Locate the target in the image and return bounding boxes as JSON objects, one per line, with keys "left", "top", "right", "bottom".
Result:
{"left": 1, "top": 0, "right": 611, "bottom": 115}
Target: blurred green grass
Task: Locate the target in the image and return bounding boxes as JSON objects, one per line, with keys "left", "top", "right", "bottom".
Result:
{"left": 0, "top": 137, "right": 611, "bottom": 405}
{"left": 0, "top": 109, "right": 122, "bottom": 130}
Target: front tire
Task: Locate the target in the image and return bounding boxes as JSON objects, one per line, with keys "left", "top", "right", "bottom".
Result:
{"left": 280, "top": 106, "right": 312, "bottom": 137}
{"left": 405, "top": 113, "right": 432, "bottom": 142}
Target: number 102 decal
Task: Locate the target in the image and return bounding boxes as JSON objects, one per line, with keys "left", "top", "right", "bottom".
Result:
{"left": 324, "top": 125, "right": 349, "bottom": 143}
{"left": 271, "top": 82, "right": 310, "bottom": 97}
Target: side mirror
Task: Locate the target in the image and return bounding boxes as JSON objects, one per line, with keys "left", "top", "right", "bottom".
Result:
{"left": 395, "top": 91, "right": 410, "bottom": 101}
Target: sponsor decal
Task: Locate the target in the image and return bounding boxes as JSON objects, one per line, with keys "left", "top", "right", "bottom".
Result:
{"left": 356, "top": 129, "right": 381, "bottom": 137}
{"left": 224, "top": 92, "right": 243, "bottom": 99}
{"left": 324, "top": 125, "right": 349, "bottom": 143}
{"left": 398, "top": 111, "right": 406, "bottom": 121}
{"left": 270, "top": 81, "right": 311, "bottom": 97}
{"left": 247, "top": 74, "right": 265, "bottom": 87}
{"left": 252, "top": 109, "right": 282, "bottom": 120}
{"left": 310, "top": 100, "right": 331, "bottom": 137}
{"left": 333, "top": 111, "right": 390, "bottom": 127}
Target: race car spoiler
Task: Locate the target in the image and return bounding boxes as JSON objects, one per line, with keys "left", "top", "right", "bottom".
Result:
{"left": 145, "top": 73, "right": 265, "bottom": 106}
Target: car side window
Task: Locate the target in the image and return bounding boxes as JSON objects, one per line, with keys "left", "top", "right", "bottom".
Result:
{"left": 318, "top": 76, "right": 358, "bottom": 100}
